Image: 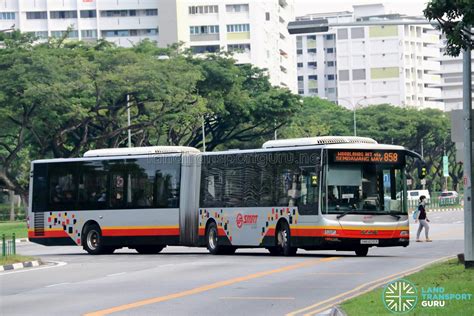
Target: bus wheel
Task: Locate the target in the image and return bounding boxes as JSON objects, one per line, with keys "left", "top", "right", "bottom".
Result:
{"left": 135, "top": 246, "right": 164, "bottom": 254}
{"left": 276, "top": 222, "right": 297, "bottom": 256}
{"left": 83, "top": 224, "right": 107, "bottom": 255}
{"left": 355, "top": 247, "right": 369, "bottom": 257}
{"left": 206, "top": 222, "right": 221, "bottom": 255}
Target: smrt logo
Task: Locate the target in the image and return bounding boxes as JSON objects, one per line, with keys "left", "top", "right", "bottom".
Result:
{"left": 236, "top": 213, "right": 258, "bottom": 228}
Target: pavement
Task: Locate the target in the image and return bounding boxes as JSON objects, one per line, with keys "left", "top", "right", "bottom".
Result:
{"left": 0, "top": 209, "right": 465, "bottom": 316}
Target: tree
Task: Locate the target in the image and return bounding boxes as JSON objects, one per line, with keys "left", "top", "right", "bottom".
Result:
{"left": 424, "top": 0, "right": 474, "bottom": 56}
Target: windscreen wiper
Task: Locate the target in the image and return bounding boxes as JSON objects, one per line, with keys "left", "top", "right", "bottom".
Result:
{"left": 388, "top": 212, "right": 401, "bottom": 220}
{"left": 336, "top": 208, "right": 357, "bottom": 219}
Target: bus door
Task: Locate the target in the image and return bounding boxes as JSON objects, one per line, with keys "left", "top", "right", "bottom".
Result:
{"left": 295, "top": 166, "right": 320, "bottom": 223}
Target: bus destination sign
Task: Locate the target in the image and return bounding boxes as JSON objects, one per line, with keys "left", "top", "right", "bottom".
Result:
{"left": 331, "top": 150, "right": 404, "bottom": 164}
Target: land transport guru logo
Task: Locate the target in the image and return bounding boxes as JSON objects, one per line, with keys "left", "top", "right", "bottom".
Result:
{"left": 382, "top": 279, "right": 418, "bottom": 314}
{"left": 236, "top": 213, "right": 258, "bottom": 228}
{"left": 382, "top": 279, "right": 472, "bottom": 313}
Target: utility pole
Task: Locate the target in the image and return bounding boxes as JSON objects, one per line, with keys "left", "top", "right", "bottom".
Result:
{"left": 202, "top": 115, "right": 206, "bottom": 152}
{"left": 462, "top": 46, "right": 473, "bottom": 269}
{"left": 127, "top": 94, "right": 131, "bottom": 148}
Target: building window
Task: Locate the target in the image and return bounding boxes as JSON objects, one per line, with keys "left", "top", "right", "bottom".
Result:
{"left": 191, "top": 45, "right": 220, "bottom": 54}
{"left": 326, "top": 48, "right": 334, "bottom": 53}
{"left": 226, "top": 4, "right": 249, "bottom": 13}
{"left": 81, "top": 30, "right": 97, "bottom": 38}
{"left": 298, "top": 89, "right": 304, "bottom": 95}
{"left": 297, "top": 62, "right": 303, "bottom": 68}
{"left": 327, "top": 74, "right": 335, "bottom": 80}
{"left": 190, "top": 25, "right": 220, "bottom": 35}
{"left": 307, "top": 48, "right": 317, "bottom": 54}
{"left": 297, "top": 76, "right": 304, "bottom": 81}
{"left": 189, "top": 5, "right": 218, "bottom": 14}
{"left": 337, "top": 28, "right": 348, "bottom": 40}
{"left": 308, "top": 88, "right": 318, "bottom": 94}
{"left": 102, "top": 30, "right": 130, "bottom": 37}
{"left": 26, "top": 12, "right": 47, "bottom": 19}
{"left": 327, "top": 61, "right": 335, "bottom": 67}
{"left": 327, "top": 88, "right": 336, "bottom": 93}
{"left": 352, "top": 69, "right": 366, "bottom": 80}
{"left": 297, "top": 49, "right": 303, "bottom": 55}
{"left": 27, "top": 31, "right": 48, "bottom": 39}
{"left": 351, "top": 27, "right": 365, "bottom": 39}
{"left": 80, "top": 10, "right": 96, "bottom": 18}
{"left": 145, "top": 9, "right": 158, "bottom": 16}
{"left": 325, "top": 34, "right": 334, "bottom": 40}
{"left": 265, "top": 12, "right": 270, "bottom": 21}
{"left": 0, "top": 12, "right": 15, "bottom": 20}
{"left": 307, "top": 35, "right": 316, "bottom": 40}
{"left": 51, "top": 30, "right": 78, "bottom": 38}
{"left": 50, "top": 11, "right": 78, "bottom": 19}
{"left": 308, "top": 75, "right": 317, "bottom": 80}
{"left": 146, "top": 28, "right": 158, "bottom": 35}
{"left": 228, "top": 43, "right": 251, "bottom": 52}
{"left": 227, "top": 24, "right": 250, "bottom": 33}
{"left": 100, "top": 10, "right": 140, "bottom": 17}
{"left": 308, "top": 62, "right": 317, "bottom": 68}
{"left": 339, "top": 70, "right": 349, "bottom": 81}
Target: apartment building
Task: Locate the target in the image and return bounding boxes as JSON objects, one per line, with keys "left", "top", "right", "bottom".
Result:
{"left": 185, "top": 0, "right": 296, "bottom": 92}
{"left": 296, "top": 4, "right": 444, "bottom": 110}
{"left": 0, "top": 0, "right": 296, "bottom": 92}
{"left": 429, "top": 51, "right": 474, "bottom": 111}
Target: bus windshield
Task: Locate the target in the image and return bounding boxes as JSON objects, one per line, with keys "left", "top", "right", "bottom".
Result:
{"left": 322, "top": 162, "right": 405, "bottom": 215}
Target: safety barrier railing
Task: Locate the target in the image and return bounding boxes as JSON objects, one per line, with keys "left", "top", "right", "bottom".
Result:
{"left": 1, "top": 234, "right": 16, "bottom": 257}
{"left": 407, "top": 197, "right": 463, "bottom": 212}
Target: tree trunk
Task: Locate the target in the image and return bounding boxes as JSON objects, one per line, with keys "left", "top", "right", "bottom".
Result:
{"left": 9, "top": 190, "right": 15, "bottom": 221}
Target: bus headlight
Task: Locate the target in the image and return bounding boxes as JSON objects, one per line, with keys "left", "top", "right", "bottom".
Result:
{"left": 324, "top": 229, "right": 337, "bottom": 235}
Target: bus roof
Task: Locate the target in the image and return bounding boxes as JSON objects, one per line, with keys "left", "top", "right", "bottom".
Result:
{"left": 262, "top": 136, "right": 377, "bottom": 149}
{"left": 83, "top": 146, "right": 200, "bottom": 157}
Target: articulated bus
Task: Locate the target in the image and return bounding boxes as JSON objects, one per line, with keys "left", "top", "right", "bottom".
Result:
{"left": 28, "top": 136, "right": 423, "bottom": 256}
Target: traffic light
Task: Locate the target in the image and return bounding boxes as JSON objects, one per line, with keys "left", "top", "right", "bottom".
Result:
{"left": 418, "top": 162, "right": 427, "bottom": 179}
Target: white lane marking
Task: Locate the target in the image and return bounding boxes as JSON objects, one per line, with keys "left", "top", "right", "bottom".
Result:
{"left": 0, "top": 261, "right": 67, "bottom": 276}
{"left": 107, "top": 272, "right": 126, "bottom": 277}
{"left": 453, "top": 221, "right": 464, "bottom": 224}
{"left": 45, "top": 282, "right": 70, "bottom": 288}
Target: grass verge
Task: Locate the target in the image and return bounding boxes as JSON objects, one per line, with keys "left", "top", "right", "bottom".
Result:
{"left": 0, "top": 255, "right": 35, "bottom": 266}
{"left": 0, "top": 220, "right": 28, "bottom": 239}
{"left": 341, "top": 259, "right": 473, "bottom": 316}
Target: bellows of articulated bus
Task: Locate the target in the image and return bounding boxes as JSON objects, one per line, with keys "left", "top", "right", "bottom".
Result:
{"left": 262, "top": 136, "right": 378, "bottom": 149}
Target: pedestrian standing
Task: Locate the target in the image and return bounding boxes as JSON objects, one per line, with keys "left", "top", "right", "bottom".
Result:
{"left": 415, "top": 195, "right": 431, "bottom": 242}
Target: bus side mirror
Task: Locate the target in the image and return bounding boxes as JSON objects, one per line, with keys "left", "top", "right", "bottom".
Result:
{"left": 418, "top": 162, "right": 427, "bottom": 179}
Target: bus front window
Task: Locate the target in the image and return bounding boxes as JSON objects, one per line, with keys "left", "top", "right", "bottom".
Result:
{"left": 323, "top": 163, "right": 405, "bottom": 214}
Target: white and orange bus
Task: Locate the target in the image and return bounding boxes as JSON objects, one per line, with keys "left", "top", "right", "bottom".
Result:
{"left": 28, "top": 136, "right": 422, "bottom": 256}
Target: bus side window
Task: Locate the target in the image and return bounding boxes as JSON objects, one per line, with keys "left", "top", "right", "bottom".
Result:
{"left": 110, "top": 174, "right": 125, "bottom": 209}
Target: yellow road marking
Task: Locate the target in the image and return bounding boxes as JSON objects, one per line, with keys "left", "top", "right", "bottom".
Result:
{"left": 220, "top": 296, "right": 295, "bottom": 300}
{"left": 286, "top": 255, "right": 455, "bottom": 316}
{"left": 84, "top": 257, "right": 339, "bottom": 316}
{"left": 307, "top": 272, "right": 365, "bottom": 275}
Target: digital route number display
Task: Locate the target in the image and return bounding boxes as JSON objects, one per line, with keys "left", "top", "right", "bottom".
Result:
{"left": 330, "top": 150, "right": 405, "bottom": 165}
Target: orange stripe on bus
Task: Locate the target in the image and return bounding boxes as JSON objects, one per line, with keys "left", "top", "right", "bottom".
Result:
{"left": 102, "top": 227, "right": 179, "bottom": 237}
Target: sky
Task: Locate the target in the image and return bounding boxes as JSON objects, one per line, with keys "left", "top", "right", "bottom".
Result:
{"left": 294, "top": 0, "right": 429, "bottom": 17}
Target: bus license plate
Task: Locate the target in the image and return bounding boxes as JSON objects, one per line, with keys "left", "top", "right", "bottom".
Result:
{"left": 361, "top": 239, "right": 379, "bottom": 245}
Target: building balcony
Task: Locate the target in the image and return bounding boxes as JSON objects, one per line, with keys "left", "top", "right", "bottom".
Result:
{"left": 190, "top": 33, "right": 220, "bottom": 42}
{"left": 227, "top": 32, "right": 250, "bottom": 41}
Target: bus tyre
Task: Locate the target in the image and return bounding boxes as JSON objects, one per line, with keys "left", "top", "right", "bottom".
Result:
{"left": 206, "top": 222, "right": 221, "bottom": 255}
{"left": 83, "top": 224, "right": 108, "bottom": 255}
{"left": 276, "top": 222, "right": 297, "bottom": 256}
{"left": 135, "top": 246, "right": 164, "bottom": 254}
{"left": 355, "top": 247, "right": 369, "bottom": 257}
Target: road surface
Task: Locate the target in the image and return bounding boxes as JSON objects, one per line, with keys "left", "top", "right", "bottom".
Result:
{"left": 0, "top": 210, "right": 464, "bottom": 316}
